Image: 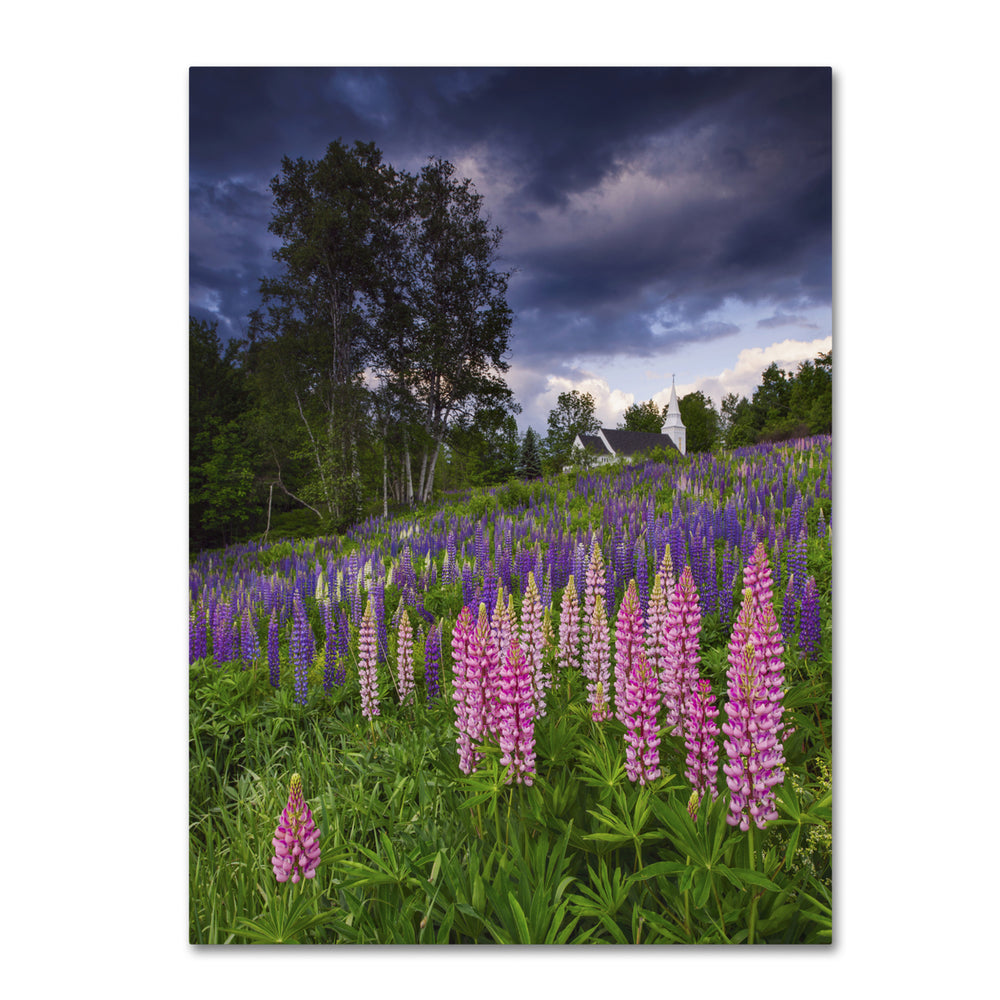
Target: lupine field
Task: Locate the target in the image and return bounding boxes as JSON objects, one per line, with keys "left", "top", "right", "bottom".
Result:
{"left": 189, "top": 436, "right": 832, "bottom": 944}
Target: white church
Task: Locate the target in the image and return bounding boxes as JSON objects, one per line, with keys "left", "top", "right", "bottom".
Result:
{"left": 567, "top": 376, "right": 686, "bottom": 469}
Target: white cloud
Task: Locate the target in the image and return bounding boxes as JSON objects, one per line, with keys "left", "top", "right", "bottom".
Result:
{"left": 689, "top": 336, "right": 832, "bottom": 409}
{"left": 507, "top": 363, "right": 637, "bottom": 432}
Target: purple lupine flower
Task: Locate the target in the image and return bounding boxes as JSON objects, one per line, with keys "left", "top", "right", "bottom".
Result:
{"left": 622, "top": 651, "right": 661, "bottom": 785}
{"left": 520, "top": 571, "right": 548, "bottom": 716}
{"left": 660, "top": 565, "right": 703, "bottom": 733}
{"left": 189, "top": 607, "right": 208, "bottom": 663}
{"left": 721, "top": 589, "right": 787, "bottom": 831}
{"left": 781, "top": 577, "right": 798, "bottom": 644}
{"left": 267, "top": 611, "right": 280, "bottom": 688}
{"left": 423, "top": 623, "right": 441, "bottom": 702}
{"left": 241, "top": 607, "right": 259, "bottom": 669}
{"left": 684, "top": 677, "right": 720, "bottom": 812}
{"left": 558, "top": 575, "right": 581, "bottom": 677}
{"left": 583, "top": 594, "right": 612, "bottom": 722}
{"left": 359, "top": 599, "right": 380, "bottom": 719}
{"left": 614, "top": 580, "right": 646, "bottom": 724}
{"left": 497, "top": 640, "right": 537, "bottom": 785}
{"left": 798, "top": 575, "right": 822, "bottom": 661}
{"left": 335, "top": 611, "right": 349, "bottom": 685}
{"left": 322, "top": 600, "right": 336, "bottom": 693}
{"left": 290, "top": 593, "right": 314, "bottom": 706}
{"left": 271, "top": 773, "right": 321, "bottom": 884}
{"left": 396, "top": 604, "right": 415, "bottom": 705}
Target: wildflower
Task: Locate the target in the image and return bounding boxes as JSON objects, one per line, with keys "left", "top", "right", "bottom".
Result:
{"left": 684, "top": 677, "right": 720, "bottom": 807}
{"left": 290, "top": 592, "right": 314, "bottom": 707}
{"left": 497, "top": 640, "right": 536, "bottom": 784}
{"left": 453, "top": 604, "right": 494, "bottom": 774}
{"left": 359, "top": 598, "right": 380, "bottom": 719}
{"left": 558, "top": 574, "right": 581, "bottom": 675}
{"left": 643, "top": 573, "right": 668, "bottom": 691}
{"left": 520, "top": 572, "right": 548, "bottom": 715}
{"left": 267, "top": 611, "right": 280, "bottom": 688}
{"left": 396, "top": 604, "right": 414, "bottom": 705}
{"left": 721, "top": 589, "right": 786, "bottom": 831}
{"left": 271, "top": 774, "right": 321, "bottom": 884}
{"left": 621, "top": 651, "right": 661, "bottom": 785}
{"left": 798, "top": 575, "right": 822, "bottom": 661}
{"left": 583, "top": 594, "right": 612, "bottom": 722}
{"left": 614, "top": 580, "right": 646, "bottom": 724}
{"left": 423, "top": 622, "right": 441, "bottom": 701}
{"left": 660, "top": 565, "right": 703, "bottom": 732}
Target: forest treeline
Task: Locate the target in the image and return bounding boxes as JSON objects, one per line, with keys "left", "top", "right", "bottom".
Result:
{"left": 190, "top": 139, "right": 831, "bottom": 552}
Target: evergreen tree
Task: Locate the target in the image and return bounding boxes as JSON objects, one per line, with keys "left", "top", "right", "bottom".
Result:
{"left": 519, "top": 427, "right": 543, "bottom": 479}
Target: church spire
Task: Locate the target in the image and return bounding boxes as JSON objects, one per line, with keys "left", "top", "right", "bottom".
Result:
{"left": 661, "top": 374, "right": 686, "bottom": 455}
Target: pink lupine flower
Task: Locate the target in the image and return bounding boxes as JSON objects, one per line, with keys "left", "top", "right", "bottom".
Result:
{"left": 487, "top": 587, "right": 514, "bottom": 735}
{"left": 721, "top": 588, "right": 787, "bottom": 831}
{"left": 520, "top": 572, "right": 548, "bottom": 716}
{"left": 451, "top": 606, "right": 475, "bottom": 773}
{"left": 582, "top": 541, "right": 606, "bottom": 644}
{"left": 271, "top": 773, "right": 321, "bottom": 884}
{"left": 497, "top": 640, "right": 536, "bottom": 785}
{"left": 614, "top": 580, "right": 646, "bottom": 723}
{"left": 583, "top": 593, "right": 612, "bottom": 722}
{"left": 558, "top": 574, "right": 581, "bottom": 677}
{"left": 395, "top": 604, "right": 414, "bottom": 706}
{"left": 660, "top": 565, "right": 703, "bottom": 733}
{"left": 684, "top": 677, "right": 720, "bottom": 811}
{"left": 453, "top": 604, "right": 494, "bottom": 774}
{"left": 644, "top": 572, "right": 669, "bottom": 684}
{"left": 621, "top": 650, "right": 661, "bottom": 785}
{"left": 359, "top": 598, "right": 380, "bottom": 720}
{"left": 658, "top": 545, "right": 676, "bottom": 608}
{"left": 744, "top": 541, "right": 776, "bottom": 618}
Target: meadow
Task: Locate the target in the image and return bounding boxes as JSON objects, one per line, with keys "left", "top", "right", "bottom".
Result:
{"left": 189, "top": 436, "right": 832, "bottom": 944}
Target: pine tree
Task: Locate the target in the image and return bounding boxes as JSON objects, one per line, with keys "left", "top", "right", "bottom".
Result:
{"left": 519, "top": 427, "right": 542, "bottom": 480}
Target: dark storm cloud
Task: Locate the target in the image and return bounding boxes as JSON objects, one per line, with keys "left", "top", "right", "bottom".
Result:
{"left": 190, "top": 66, "right": 831, "bottom": 367}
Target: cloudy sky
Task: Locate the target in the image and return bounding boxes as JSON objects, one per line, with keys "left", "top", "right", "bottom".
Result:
{"left": 190, "top": 66, "right": 831, "bottom": 431}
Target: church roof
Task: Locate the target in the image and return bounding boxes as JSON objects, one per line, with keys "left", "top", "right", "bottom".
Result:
{"left": 600, "top": 429, "right": 678, "bottom": 456}
{"left": 577, "top": 433, "right": 608, "bottom": 455}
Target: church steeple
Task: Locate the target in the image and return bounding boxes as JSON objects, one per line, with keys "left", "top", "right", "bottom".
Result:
{"left": 661, "top": 374, "right": 686, "bottom": 455}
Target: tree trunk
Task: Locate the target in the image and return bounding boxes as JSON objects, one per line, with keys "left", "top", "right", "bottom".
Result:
{"left": 421, "top": 438, "right": 444, "bottom": 503}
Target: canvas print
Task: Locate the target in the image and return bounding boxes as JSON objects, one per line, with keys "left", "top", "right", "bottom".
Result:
{"left": 189, "top": 66, "right": 832, "bottom": 944}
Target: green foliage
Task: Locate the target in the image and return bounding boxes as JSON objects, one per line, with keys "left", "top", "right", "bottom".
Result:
{"left": 619, "top": 398, "right": 663, "bottom": 434}
{"left": 518, "top": 427, "right": 543, "bottom": 480}
{"left": 678, "top": 390, "right": 720, "bottom": 452}
{"left": 544, "top": 390, "right": 601, "bottom": 472}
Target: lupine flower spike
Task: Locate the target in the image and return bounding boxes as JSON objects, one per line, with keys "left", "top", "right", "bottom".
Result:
{"left": 621, "top": 650, "right": 661, "bottom": 785}
{"left": 359, "top": 598, "right": 380, "bottom": 720}
{"left": 614, "top": 580, "right": 646, "bottom": 724}
{"left": 583, "top": 594, "right": 612, "bottom": 722}
{"left": 396, "top": 604, "right": 414, "bottom": 705}
{"left": 271, "top": 773, "right": 321, "bottom": 884}
{"left": 497, "top": 640, "right": 537, "bottom": 785}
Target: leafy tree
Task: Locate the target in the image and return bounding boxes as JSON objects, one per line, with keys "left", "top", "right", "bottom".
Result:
{"left": 544, "top": 390, "right": 600, "bottom": 472}
{"left": 248, "top": 140, "right": 411, "bottom": 526}
{"left": 720, "top": 392, "right": 756, "bottom": 449}
{"left": 189, "top": 317, "right": 254, "bottom": 549}
{"left": 519, "top": 427, "right": 543, "bottom": 480}
{"left": 677, "top": 390, "right": 720, "bottom": 453}
{"left": 619, "top": 398, "right": 663, "bottom": 433}
{"left": 443, "top": 406, "right": 521, "bottom": 489}
{"left": 382, "top": 157, "right": 515, "bottom": 504}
